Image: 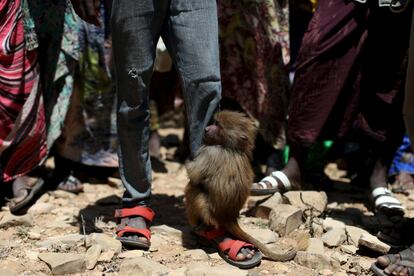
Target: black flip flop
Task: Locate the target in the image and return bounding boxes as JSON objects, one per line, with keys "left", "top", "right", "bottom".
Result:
{"left": 9, "top": 178, "right": 44, "bottom": 214}
{"left": 371, "top": 245, "right": 414, "bottom": 276}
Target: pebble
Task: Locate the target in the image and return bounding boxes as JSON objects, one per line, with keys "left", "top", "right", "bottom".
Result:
{"left": 38, "top": 253, "right": 86, "bottom": 275}
{"left": 269, "top": 204, "right": 303, "bottom": 236}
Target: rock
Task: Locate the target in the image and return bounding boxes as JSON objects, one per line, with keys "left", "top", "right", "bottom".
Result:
{"left": 322, "top": 229, "right": 346, "bottom": 247}
{"left": 306, "top": 238, "right": 324, "bottom": 254}
{"left": 98, "top": 250, "right": 115, "bottom": 262}
{"left": 0, "top": 260, "right": 23, "bottom": 276}
{"left": 322, "top": 218, "right": 346, "bottom": 231}
{"left": 294, "top": 251, "right": 340, "bottom": 271}
{"left": 28, "top": 203, "right": 54, "bottom": 215}
{"left": 168, "top": 267, "right": 188, "bottom": 276}
{"left": 283, "top": 191, "right": 328, "bottom": 215}
{"left": 38, "top": 253, "right": 86, "bottom": 275}
{"left": 36, "top": 234, "right": 84, "bottom": 248}
{"left": 183, "top": 249, "right": 209, "bottom": 261}
{"left": 330, "top": 252, "right": 349, "bottom": 265}
{"left": 345, "top": 226, "right": 369, "bottom": 246}
{"left": 253, "top": 193, "right": 283, "bottom": 219}
{"left": 26, "top": 250, "right": 40, "bottom": 261}
{"left": 119, "top": 250, "right": 145, "bottom": 259}
{"left": 88, "top": 233, "right": 122, "bottom": 253}
{"left": 186, "top": 263, "right": 248, "bottom": 276}
{"left": 151, "top": 225, "right": 182, "bottom": 239}
{"left": 28, "top": 230, "right": 41, "bottom": 240}
{"left": 36, "top": 193, "right": 50, "bottom": 203}
{"left": 272, "top": 263, "right": 290, "bottom": 274}
{"left": 340, "top": 245, "right": 358, "bottom": 255}
{"left": 243, "top": 228, "right": 277, "bottom": 244}
{"left": 0, "top": 213, "right": 33, "bottom": 229}
{"left": 311, "top": 220, "right": 324, "bottom": 237}
{"left": 119, "top": 257, "right": 169, "bottom": 276}
{"left": 358, "top": 233, "right": 390, "bottom": 254}
{"left": 320, "top": 269, "right": 334, "bottom": 276}
{"left": 51, "top": 190, "right": 76, "bottom": 199}
{"left": 149, "top": 235, "right": 168, "bottom": 251}
{"left": 208, "top": 253, "right": 222, "bottom": 260}
{"left": 86, "top": 245, "right": 102, "bottom": 270}
{"left": 269, "top": 204, "right": 303, "bottom": 236}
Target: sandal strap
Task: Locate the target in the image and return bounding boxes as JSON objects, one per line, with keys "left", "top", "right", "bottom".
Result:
{"left": 272, "top": 171, "right": 292, "bottom": 191}
{"left": 257, "top": 171, "right": 291, "bottom": 192}
{"left": 372, "top": 187, "right": 393, "bottom": 199}
{"left": 114, "top": 206, "right": 155, "bottom": 222}
{"left": 397, "top": 260, "right": 414, "bottom": 269}
{"left": 201, "top": 228, "right": 226, "bottom": 241}
{"left": 116, "top": 226, "right": 151, "bottom": 241}
{"left": 218, "top": 239, "right": 254, "bottom": 261}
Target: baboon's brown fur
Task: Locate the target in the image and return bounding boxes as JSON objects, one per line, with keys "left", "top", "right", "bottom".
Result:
{"left": 185, "top": 110, "right": 296, "bottom": 261}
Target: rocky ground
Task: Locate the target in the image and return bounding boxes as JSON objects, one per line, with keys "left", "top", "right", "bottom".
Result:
{"left": 1, "top": 126, "right": 414, "bottom": 275}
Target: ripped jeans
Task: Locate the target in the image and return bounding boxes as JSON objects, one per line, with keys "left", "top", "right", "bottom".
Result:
{"left": 111, "top": 0, "right": 221, "bottom": 206}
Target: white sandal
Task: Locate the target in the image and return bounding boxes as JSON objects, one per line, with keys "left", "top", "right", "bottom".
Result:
{"left": 251, "top": 171, "right": 292, "bottom": 196}
{"left": 372, "top": 187, "right": 405, "bottom": 216}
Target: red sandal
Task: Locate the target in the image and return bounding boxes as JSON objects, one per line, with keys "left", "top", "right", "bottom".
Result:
{"left": 114, "top": 206, "right": 155, "bottom": 249}
{"left": 199, "top": 228, "right": 262, "bottom": 269}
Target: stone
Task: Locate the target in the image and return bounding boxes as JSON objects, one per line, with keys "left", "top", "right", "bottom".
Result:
{"left": 38, "top": 253, "right": 86, "bottom": 275}
{"left": 183, "top": 249, "right": 209, "bottom": 261}
{"left": 119, "top": 257, "right": 169, "bottom": 276}
{"left": 0, "top": 213, "right": 33, "bottom": 229}
{"left": 283, "top": 191, "right": 328, "bottom": 215}
{"left": 186, "top": 263, "right": 248, "bottom": 276}
{"left": 168, "top": 267, "right": 188, "bottom": 276}
{"left": 0, "top": 260, "right": 23, "bottom": 276}
{"left": 27, "top": 230, "right": 41, "bottom": 240}
{"left": 253, "top": 193, "right": 283, "bottom": 219}
{"left": 86, "top": 245, "right": 102, "bottom": 270}
{"left": 51, "top": 190, "right": 76, "bottom": 199}
{"left": 311, "top": 220, "right": 324, "bottom": 237}
{"left": 269, "top": 204, "right": 303, "bottom": 236}
{"left": 243, "top": 228, "right": 277, "bottom": 244}
{"left": 118, "top": 250, "right": 145, "bottom": 259}
{"left": 345, "top": 225, "right": 369, "bottom": 246}
{"left": 151, "top": 225, "right": 182, "bottom": 239}
{"left": 98, "top": 250, "right": 115, "bottom": 262}
{"left": 28, "top": 203, "right": 54, "bottom": 215}
{"left": 294, "top": 251, "right": 340, "bottom": 271}
{"left": 358, "top": 233, "right": 390, "bottom": 254}
{"left": 36, "top": 234, "right": 84, "bottom": 248}
{"left": 322, "top": 218, "right": 346, "bottom": 231}
{"left": 330, "top": 252, "right": 349, "bottom": 265}
{"left": 36, "top": 193, "right": 50, "bottom": 203}
{"left": 340, "top": 245, "right": 358, "bottom": 255}
{"left": 88, "top": 233, "right": 122, "bottom": 253}
{"left": 322, "top": 229, "right": 346, "bottom": 247}
{"left": 306, "top": 238, "right": 324, "bottom": 254}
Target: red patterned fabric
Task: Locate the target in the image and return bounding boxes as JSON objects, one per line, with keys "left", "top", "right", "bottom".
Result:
{"left": 0, "top": 0, "right": 47, "bottom": 182}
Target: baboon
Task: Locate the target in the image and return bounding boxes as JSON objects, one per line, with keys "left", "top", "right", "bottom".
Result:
{"left": 185, "top": 110, "right": 296, "bottom": 262}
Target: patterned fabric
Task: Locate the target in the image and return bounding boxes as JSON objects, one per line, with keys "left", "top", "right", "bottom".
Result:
{"left": 389, "top": 135, "right": 414, "bottom": 176}
{"left": 0, "top": 0, "right": 47, "bottom": 182}
{"left": 27, "top": 0, "right": 80, "bottom": 149}
{"left": 56, "top": 2, "right": 118, "bottom": 167}
{"left": 218, "top": 0, "right": 290, "bottom": 147}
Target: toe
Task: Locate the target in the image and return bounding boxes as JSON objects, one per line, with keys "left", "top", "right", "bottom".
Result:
{"left": 377, "top": 255, "right": 393, "bottom": 268}
{"left": 385, "top": 264, "right": 399, "bottom": 275}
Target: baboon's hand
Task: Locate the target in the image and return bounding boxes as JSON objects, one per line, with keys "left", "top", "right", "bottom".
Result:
{"left": 70, "top": 0, "right": 101, "bottom": 26}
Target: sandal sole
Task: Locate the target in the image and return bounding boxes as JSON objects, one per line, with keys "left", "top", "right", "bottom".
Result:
{"left": 9, "top": 179, "right": 44, "bottom": 214}
{"left": 117, "top": 237, "right": 150, "bottom": 250}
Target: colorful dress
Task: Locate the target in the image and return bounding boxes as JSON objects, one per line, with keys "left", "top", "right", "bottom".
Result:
{"left": 218, "top": 0, "right": 290, "bottom": 147}
{"left": 55, "top": 1, "right": 118, "bottom": 167}
{"left": 0, "top": 0, "right": 47, "bottom": 182}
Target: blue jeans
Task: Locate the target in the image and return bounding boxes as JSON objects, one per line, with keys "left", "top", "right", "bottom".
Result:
{"left": 111, "top": 0, "right": 221, "bottom": 206}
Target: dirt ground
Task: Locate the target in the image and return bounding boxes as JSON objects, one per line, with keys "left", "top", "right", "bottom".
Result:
{"left": 1, "top": 125, "right": 413, "bottom": 275}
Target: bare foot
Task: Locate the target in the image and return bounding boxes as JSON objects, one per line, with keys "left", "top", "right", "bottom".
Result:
{"left": 118, "top": 216, "right": 149, "bottom": 243}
